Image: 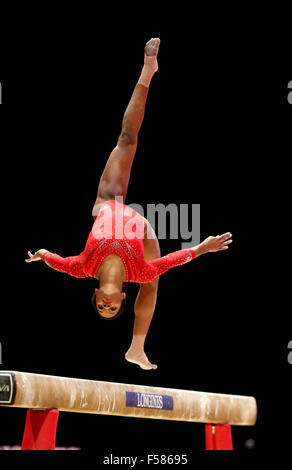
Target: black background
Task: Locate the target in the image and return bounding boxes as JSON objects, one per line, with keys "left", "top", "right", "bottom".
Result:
{"left": 0, "top": 5, "right": 291, "bottom": 465}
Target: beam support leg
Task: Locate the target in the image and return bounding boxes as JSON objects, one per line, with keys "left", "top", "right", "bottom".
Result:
{"left": 205, "top": 424, "right": 234, "bottom": 450}
{"left": 21, "top": 409, "right": 59, "bottom": 450}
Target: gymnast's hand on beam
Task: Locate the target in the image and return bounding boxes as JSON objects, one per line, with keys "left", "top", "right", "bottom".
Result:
{"left": 25, "top": 249, "right": 47, "bottom": 263}
{"left": 202, "top": 232, "right": 233, "bottom": 253}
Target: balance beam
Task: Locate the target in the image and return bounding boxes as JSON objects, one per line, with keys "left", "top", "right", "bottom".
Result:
{"left": 0, "top": 371, "right": 257, "bottom": 426}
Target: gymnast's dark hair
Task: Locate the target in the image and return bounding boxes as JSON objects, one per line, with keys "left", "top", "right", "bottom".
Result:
{"left": 91, "top": 290, "right": 126, "bottom": 321}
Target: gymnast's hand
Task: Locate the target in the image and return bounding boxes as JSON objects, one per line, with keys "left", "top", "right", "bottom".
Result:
{"left": 202, "top": 232, "right": 233, "bottom": 253}
{"left": 25, "top": 249, "right": 47, "bottom": 263}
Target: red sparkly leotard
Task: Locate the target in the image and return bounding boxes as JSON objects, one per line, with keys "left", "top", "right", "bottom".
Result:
{"left": 43, "top": 200, "right": 195, "bottom": 283}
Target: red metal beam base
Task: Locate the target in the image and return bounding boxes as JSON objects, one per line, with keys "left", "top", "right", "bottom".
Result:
{"left": 205, "top": 423, "right": 234, "bottom": 450}
{"left": 21, "top": 409, "right": 59, "bottom": 450}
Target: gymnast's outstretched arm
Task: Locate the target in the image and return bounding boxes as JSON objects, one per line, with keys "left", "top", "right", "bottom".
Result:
{"left": 25, "top": 249, "right": 48, "bottom": 262}
{"left": 146, "top": 232, "right": 233, "bottom": 279}
{"left": 191, "top": 232, "right": 233, "bottom": 257}
{"left": 25, "top": 249, "right": 87, "bottom": 278}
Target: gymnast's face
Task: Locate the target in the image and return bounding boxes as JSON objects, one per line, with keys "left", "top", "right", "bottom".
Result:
{"left": 94, "top": 286, "right": 126, "bottom": 318}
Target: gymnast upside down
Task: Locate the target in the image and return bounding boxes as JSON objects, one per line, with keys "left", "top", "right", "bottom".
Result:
{"left": 25, "top": 38, "right": 232, "bottom": 370}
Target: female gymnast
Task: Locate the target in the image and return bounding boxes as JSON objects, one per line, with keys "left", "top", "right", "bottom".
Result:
{"left": 25, "top": 38, "right": 232, "bottom": 370}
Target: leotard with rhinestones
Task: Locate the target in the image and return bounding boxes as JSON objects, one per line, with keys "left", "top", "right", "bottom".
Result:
{"left": 42, "top": 200, "right": 195, "bottom": 284}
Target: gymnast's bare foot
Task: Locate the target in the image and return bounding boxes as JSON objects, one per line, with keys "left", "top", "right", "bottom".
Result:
{"left": 144, "top": 38, "right": 160, "bottom": 72}
{"left": 125, "top": 348, "right": 158, "bottom": 371}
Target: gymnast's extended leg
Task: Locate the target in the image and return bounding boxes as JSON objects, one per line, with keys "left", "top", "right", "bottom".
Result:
{"left": 92, "top": 38, "right": 160, "bottom": 216}
{"left": 125, "top": 221, "right": 161, "bottom": 370}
